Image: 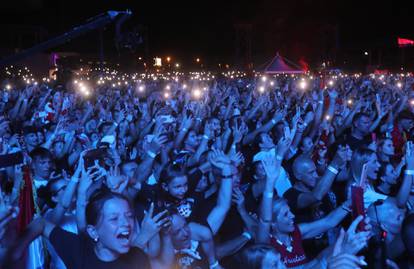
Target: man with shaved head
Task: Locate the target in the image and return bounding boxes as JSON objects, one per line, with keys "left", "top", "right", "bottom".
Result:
{"left": 283, "top": 147, "right": 348, "bottom": 223}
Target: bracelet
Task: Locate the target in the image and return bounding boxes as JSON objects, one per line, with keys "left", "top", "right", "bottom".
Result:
{"left": 147, "top": 151, "right": 157, "bottom": 159}
{"left": 196, "top": 118, "right": 202, "bottom": 122}
{"left": 181, "top": 127, "right": 188, "bottom": 132}
{"left": 327, "top": 165, "right": 339, "bottom": 175}
{"left": 203, "top": 135, "right": 209, "bottom": 140}
{"left": 341, "top": 204, "right": 352, "bottom": 213}
{"left": 271, "top": 119, "right": 277, "bottom": 125}
{"left": 264, "top": 191, "right": 274, "bottom": 199}
{"left": 152, "top": 118, "right": 156, "bottom": 123}
{"left": 276, "top": 155, "right": 283, "bottom": 161}
{"left": 209, "top": 261, "right": 220, "bottom": 269}
{"left": 405, "top": 170, "right": 414, "bottom": 175}
{"left": 113, "top": 122, "right": 119, "bottom": 127}
{"left": 231, "top": 144, "right": 237, "bottom": 149}
{"left": 318, "top": 101, "right": 323, "bottom": 104}
{"left": 242, "top": 232, "right": 252, "bottom": 241}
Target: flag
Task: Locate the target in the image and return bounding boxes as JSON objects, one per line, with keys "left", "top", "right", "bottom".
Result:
{"left": 17, "top": 166, "right": 47, "bottom": 268}
{"left": 398, "top": 37, "right": 414, "bottom": 47}
{"left": 16, "top": 166, "right": 36, "bottom": 234}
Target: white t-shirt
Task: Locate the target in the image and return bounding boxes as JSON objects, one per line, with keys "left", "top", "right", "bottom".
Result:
{"left": 253, "top": 149, "right": 292, "bottom": 196}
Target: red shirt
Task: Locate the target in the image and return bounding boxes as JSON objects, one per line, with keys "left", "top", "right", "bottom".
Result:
{"left": 391, "top": 124, "right": 406, "bottom": 157}
{"left": 270, "top": 225, "right": 309, "bottom": 268}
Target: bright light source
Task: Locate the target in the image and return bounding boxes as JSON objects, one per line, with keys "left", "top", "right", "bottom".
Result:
{"left": 258, "top": 86, "right": 265, "bottom": 93}
{"left": 410, "top": 99, "right": 414, "bottom": 106}
{"left": 74, "top": 80, "right": 78, "bottom": 84}
{"left": 5, "top": 84, "right": 11, "bottom": 90}
{"left": 166, "top": 56, "right": 171, "bottom": 62}
{"left": 261, "top": 76, "right": 267, "bottom": 82}
{"left": 328, "top": 80, "right": 334, "bottom": 86}
{"left": 270, "top": 81, "right": 274, "bottom": 86}
{"left": 164, "top": 92, "right": 170, "bottom": 99}
{"left": 325, "top": 115, "right": 331, "bottom": 120}
{"left": 193, "top": 88, "right": 202, "bottom": 99}
{"left": 299, "top": 80, "right": 307, "bottom": 90}
{"left": 138, "top": 85, "right": 145, "bottom": 92}
{"left": 196, "top": 58, "right": 200, "bottom": 63}
{"left": 165, "top": 85, "right": 171, "bottom": 90}
{"left": 175, "top": 63, "right": 180, "bottom": 68}
{"left": 397, "top": 82, "right": 402, "bottom": 88}
{"left": 364, "top": 51, "right": 369, "bottom": 55}
{"left": 347, "top": 99, "right": 353, "bottom": 105}
{"left": 182, "top": 84, "right": 187, "bottom": 89}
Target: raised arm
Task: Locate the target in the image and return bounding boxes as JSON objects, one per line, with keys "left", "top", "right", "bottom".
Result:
{"left": 207, "top": 149, "right": 233, "bottom": 235}
{"left": 298, "top": 200, "right": 351, "bottom": 239}
{"left": 256, "top": 137, "right": 289, "bottom": 243}
{"left": 297, "top": 146, "right": 348, "bottom": 209}
{"left": 47, "top": 163, "right": 82, "bottom": 225}
{"left": 395, "top": 142, "right": 414, "bottom": 208}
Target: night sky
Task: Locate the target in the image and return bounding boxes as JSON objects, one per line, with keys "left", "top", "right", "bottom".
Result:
{"left": 0, "top": 0, "right": 412, "bottom": 68}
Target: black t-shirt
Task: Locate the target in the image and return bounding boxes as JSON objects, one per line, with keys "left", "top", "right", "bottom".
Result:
{"left": 334, "top": 131, "right": 372, "bottom": 152}
{"left": 49, "top": 227, "right": 151, "bottom": 269}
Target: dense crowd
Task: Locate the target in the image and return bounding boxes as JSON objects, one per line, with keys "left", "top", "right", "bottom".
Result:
{"left": 1, "top": 71, "right": 414, "bottom": 269}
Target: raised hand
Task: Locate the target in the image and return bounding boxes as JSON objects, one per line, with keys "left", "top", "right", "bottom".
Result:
{"left": 143, "top": 135, "right": 168, "bottom": 156}
{"left": 106, "top": 166, "right": 129, "bottom": 194}
{"left": 327, "top": 228, "right": 367, "bottom": 269}
{"left": 331, "top": 145, "right": 350, "bottom": 168}
{"left": 229, "top": 151, "right": 244, "bottom": 167}
{"left": 232, "top": 188, "right": 245, "bottom": 209}
{"left": 405, "top": 141, "right": 414, "bottom": 170}
{"left": 276, "top": 136, "right": 292, "bottom": 159}
{"left": 138, "top": 203, "right": 170, "bottom": 241}
{"left": 209, "top": 148, "right": 232, "bottom": 170}
{"left": 232, "top": 122, "right": 243, "bottom": 144}
{"left": 180, "top": 114, "right": 193, "bottom": 131}
{"left": 261, "top": 154, "right": 279, "bottom": 180}
{"left": 341, "top": 215, "right": 371, "bottom": 255}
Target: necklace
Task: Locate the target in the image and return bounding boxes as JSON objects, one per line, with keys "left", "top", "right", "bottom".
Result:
{"left": 273, "top": 234, "right": 293, "bottom": 252}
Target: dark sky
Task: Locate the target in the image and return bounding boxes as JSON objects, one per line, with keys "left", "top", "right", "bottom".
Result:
{"left": 0, "top": 0, "right": 412, "bottom": 66}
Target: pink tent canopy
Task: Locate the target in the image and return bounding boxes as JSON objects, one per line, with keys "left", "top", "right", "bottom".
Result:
{"left": 264, "top": 53, "right": 305, "bottom": 74}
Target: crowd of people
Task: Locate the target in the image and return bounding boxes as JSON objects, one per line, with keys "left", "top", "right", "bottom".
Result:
{"left": 1, "top": 70, "right": 414, "bottom": 269}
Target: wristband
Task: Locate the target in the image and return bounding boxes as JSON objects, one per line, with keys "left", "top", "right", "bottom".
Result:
{"left": 276, "top": 155, "right": 283, "bottom": 161}
{"left": 271, "top": 119, "right": 277, "bottom": 125}
{"left": 318, "top": 101, "right": 323, "bottom": 104}
{"left": 147, "top": 151, "right": 157, "bottom": 159}
{"left": 303, "top": 122, "right": 308, "bottom": 127}
{"left": 264, "top": 191, "right": 274, "bottom": 199}
{"left": 71, "top": 177, "right": 80, "bottom": 183}
{"left": 327, "top": 165, "right": 339, "bottom": 175}
{"left": 113, "top": 122, "right": 119, "bottom": 127}
{"left": 181, "top": 127, "right": 188, "bottom": 132}
{"left": 203, "top": 135, "right": 209, "bottom": 140}
{"left": 152, "top": 118, "right": 156, "bottom": 123}
{"left": 405, "top": 170, "right": 414, "bottom": 175}
{"left": 231, "top": 144, "right": 237, "bottom": 149}
{"left": 242, "top": 232, "right": 252, "bottom": 241}
{"left": 196, "top": 118, "right": 202, "bottom": 122}
{"left": 209, "top": 261, "right": 220, "bottom": 269}
{"left": 341, "top": 204, "right": 352, "bottom": 213}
